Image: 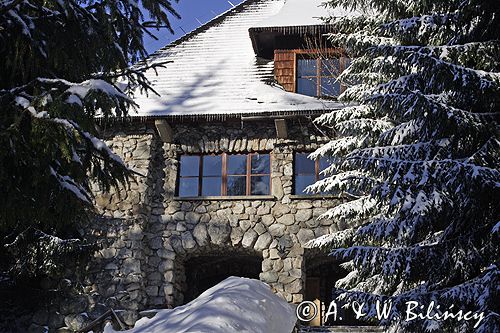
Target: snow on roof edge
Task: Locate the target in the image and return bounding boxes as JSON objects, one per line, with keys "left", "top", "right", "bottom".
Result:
{"left": 253, "top": 0, "right": 361, "bottom": 28}
{"left": 127, "top": 0, "right": 352, "bottom": 119}
{"left": 144, "top": 0, "right": 259, "bottom": 64}
{"left": 98, "top": 107, "right": 347, "bottom": 123}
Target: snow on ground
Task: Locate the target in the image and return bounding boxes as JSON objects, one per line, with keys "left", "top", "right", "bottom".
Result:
{"left": 104, "top": 277, "right": 296, "bottom": 333}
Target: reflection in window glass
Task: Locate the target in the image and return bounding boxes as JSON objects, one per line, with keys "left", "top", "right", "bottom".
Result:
{"left": 295, "top": 152, "right": 315, "bottom": 195}
{"left": 228, "top": 176, "right": 246, "bottom": 196}
{"left": 344, "top": 58, "right": 352, "bottom": 69}
{"left": 294, "top": 152, "right": 332, "bottom": 194}
{"left": 179, "top": 177, "right": 199, "bottom": 197}
{"left": 202, "top": 155, "right": 222, "bottom": 176}
{"left": 201, "top": 155, "right": 222, "bottom": 196}
{"left": 297, "top": 78, "right": 317, "bottom": 97}
{"left": 178, "top": 153, "right": 271, "bottom": 197}
{"left": 297, "top": 59, "right": 317, "bottom": 76}
{"left": 180, "top": 156, "right": 200, "bottom": 176}
{"left": 295, "top": 175, "right": 315, "bottom": 195}
{"left": 296, "top": 55, "right": 349, "bottom": 98}
{"left": 319, "top": 157, "right": 330, "bottom": 180}
{"left": 179, "top": 156, "right": 200, "bottom": 197}
{"left": 251, "top": 154, "right": 270, "bottom": 174}
{"left": 295, "top": 153, "right": 315, "bottom": 174}
{"left": 202, "top": 177, "right": 221, "bottom": 196}
{"left": 321, "top": 77, "right": 341, "bottom": 97}
{"left": 251, "top": 176, "right": 270, "bottom": 195}
{"left": 227, "top": 155, "right": 247, "bottom": 175}
{"left": 321, "top": 58, "right": 340, "bottom": 76}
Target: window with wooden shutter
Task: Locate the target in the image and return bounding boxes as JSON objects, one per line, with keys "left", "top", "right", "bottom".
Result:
{"left": 274, "top": 49, "right": 350, "bottom": 99}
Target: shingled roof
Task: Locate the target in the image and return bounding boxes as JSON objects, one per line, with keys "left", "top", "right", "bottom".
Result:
{"left": 255, "top": 0, "right": 358, "bottom": 27}
{"left": 131, "top": 0, "right": 347, "bottom": 120}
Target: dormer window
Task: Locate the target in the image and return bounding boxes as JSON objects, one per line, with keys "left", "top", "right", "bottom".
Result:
{"left": 274, "top": 49, "right": 350, "bottom": 99}
{"left": 297, "top": 57, "right": 343, "bottom": 98}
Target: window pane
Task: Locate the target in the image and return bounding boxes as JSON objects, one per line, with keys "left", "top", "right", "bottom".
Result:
{"left": 343, "top": 57, "right": 352, "bottom": 70}
{"left": 251, "top": 176, "right": 270, "bottom": 195}
{"left": 202, "top": 177, "right": 221, "bottom": 196}
{"left": 227, "top": 176, "right": 246, "bottom": 196}
{"left": 227, "top": 155, "right": 247, "bottom": 175}
{"left": 297, "top": 78, "right": 317, "bottom": 97}
{"left": 251, "top": 154, "right": 270, "bottom": 174}
{"left": 321, "top": 77, "right": 341, "bottom": 97}
{"left": 295, "top": 153, "right": 315, "bottom": 175}
{"left": 203, "top": 155, "right": 222, "bottom": 176}
{"left": 295, "top": 175, "right": 315, "bottom": 195}
{"left": 321, "top": 58, "right": 340, "bottom": 76}
{"left": 179, "top": 177, "right": 199, "bottom": 197}
{"left": 297, "top": 59, "right": 317, "bottom": 77}
{"left": 319, "top": 157, "right": 331, "bottom": 180}
{"left": 180, "top": 156, "right": 200, "bottom": 177}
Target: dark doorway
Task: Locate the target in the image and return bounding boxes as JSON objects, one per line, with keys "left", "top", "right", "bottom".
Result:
{"left": 305, "top": 256, "right": 369, "bottom": 326}
{"left": 183, "top": 255, "right": 262, "bottom": 303}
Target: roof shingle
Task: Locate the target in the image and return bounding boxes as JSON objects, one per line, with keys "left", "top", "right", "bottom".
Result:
{"left": 132, "top": 0, "right": 346, "bottom": 118}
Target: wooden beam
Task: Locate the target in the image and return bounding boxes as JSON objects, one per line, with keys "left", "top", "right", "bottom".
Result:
{"left": 274, "top": 119, "right": 288, "bottom": 139}
{"left": 155, "top": 119, "right": 173, "bottom": 143}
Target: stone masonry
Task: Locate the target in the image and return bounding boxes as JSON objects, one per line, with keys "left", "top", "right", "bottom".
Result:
{"left": 75, "top": 117, "right": 346, "bottom": 329}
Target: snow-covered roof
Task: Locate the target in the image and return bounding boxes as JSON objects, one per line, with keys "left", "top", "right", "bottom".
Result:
{"left": 131, "top": 0, "right": 346, "bottom": 119}
{"left": 254, "top": 0, "right": 358, "bottom": 27}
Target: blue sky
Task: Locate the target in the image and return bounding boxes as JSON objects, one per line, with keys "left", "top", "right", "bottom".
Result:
{"left": 144, "top": 0, "right": 247, "bottom": 54}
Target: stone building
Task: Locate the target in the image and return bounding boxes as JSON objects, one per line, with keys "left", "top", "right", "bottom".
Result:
{"left": 84, "top": 0, "right": 368, "bottom": 330}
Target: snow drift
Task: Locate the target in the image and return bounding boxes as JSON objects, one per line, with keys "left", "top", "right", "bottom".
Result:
{"left": 104, "top": 276, "right": 296, "bottom": 333}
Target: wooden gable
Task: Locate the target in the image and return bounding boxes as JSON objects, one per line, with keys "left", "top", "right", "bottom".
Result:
{"left": 274, "top": 49, "right": 296, "bottom": 92}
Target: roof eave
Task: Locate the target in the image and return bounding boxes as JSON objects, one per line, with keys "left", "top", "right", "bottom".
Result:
{"left": 97, "top": 107, "right": 346, "bottom": 124}
{"left": 249, "top": 24, "right": 336, "bottom": 58}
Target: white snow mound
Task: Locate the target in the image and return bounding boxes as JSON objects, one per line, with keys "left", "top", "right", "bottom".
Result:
{"left": 104, "top": 276, "right": 296, "bottom": 333}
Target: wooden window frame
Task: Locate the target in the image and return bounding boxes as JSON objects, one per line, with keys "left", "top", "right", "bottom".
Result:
{"left": 294, "top": 156, "right": 324, "bottom": 181}
{"left": 178, "top": 152, "right": 272, "bottom": 197}
{"left": 293, "top": 48, "right": 349, "bottom": 98}
{"left": 293, "top": 152, "right": 326, "bottom": 195}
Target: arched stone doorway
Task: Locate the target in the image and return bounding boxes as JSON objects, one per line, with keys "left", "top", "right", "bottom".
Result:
{"left": 173, "top": 246, "right": 263, "bottom": 305}
{"left": 184, "top": 254, "right": 262, "bottom": 303}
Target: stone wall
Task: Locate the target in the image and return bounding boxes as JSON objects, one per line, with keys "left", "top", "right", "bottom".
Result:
{"left": 49, "top": 117, "right": 346, "bottom": 331}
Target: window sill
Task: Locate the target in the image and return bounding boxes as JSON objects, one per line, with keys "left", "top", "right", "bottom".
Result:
{"left": 289, "top": 194, "right": 341, "bottom": 200}
{"left": 174, "top": 195, "right": 276, "bottom": 201}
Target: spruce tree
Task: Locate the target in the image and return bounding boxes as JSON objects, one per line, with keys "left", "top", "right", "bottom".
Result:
{"left": 308, "top": 0, "right": 499, "bottom": 332}
{"left": 0, "top": 1, "right": 178, "bottom": 277}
